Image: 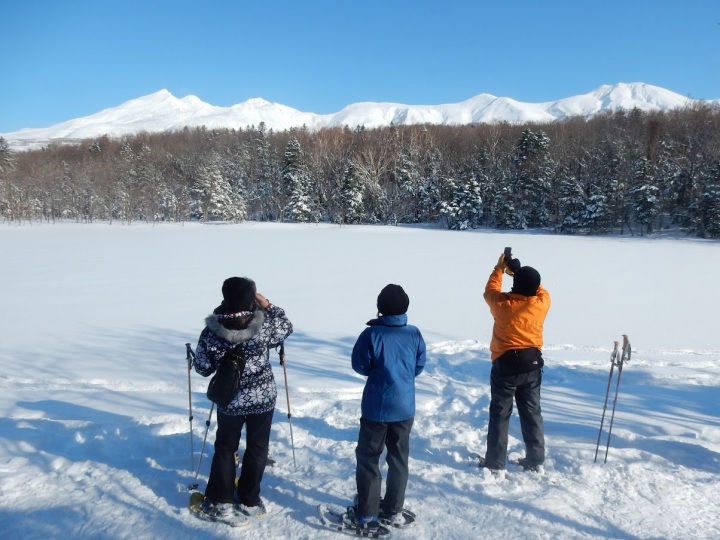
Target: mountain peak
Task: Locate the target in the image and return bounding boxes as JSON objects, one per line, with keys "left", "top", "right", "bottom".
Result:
{"left": 2, "top": 83, "right": 716, "bottom": 151}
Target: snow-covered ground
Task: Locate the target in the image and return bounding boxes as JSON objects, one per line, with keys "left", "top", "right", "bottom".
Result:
{"left": 1, "top": 222, "right": 718, "bottom": 539}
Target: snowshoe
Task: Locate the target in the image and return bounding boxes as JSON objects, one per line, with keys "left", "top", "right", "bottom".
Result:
{"left": 188, "top": 493, "right": 249, "bottom": 527}
{"left": 317, "top": 504, "right": 392, "bottom": 538}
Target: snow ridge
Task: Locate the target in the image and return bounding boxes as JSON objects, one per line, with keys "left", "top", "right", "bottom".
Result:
{"left": 3, "top": 82, "right": 718, "bottom": 150}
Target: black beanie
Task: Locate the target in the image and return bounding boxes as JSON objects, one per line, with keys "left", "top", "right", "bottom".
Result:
{"left": 221, "top": 277, "right": 257, "bottom": 312}
{"left": 512, "top": 267, "right": 541, "bottom": 296}
{"left": 377, "top": 284, "right": 410, "bottom": 315}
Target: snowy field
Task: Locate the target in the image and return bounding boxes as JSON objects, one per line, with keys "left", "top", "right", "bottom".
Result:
{"left": 1, "top": 221, "right": 719, "bottom": 540}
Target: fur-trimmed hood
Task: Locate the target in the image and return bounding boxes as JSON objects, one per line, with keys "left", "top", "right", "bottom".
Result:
{"left": 204, "top": 309, "right": 266, "bottom": 344}
{"left": 193, "top": 303, "right": 293, "bottom": 416}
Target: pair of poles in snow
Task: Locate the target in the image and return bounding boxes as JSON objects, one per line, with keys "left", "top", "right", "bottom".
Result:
{"left": 594, "top": 334, "right": 631, "bottom": 464}
{"left": 185, "top": 341, "right": 296, "bottom": 491}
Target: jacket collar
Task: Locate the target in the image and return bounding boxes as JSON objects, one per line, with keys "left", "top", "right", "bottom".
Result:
{"left": 366, "top": 314, "right": 408, "bottom": 327}
{"left": 205, "top": 309, "right": 266, "bottom": 343}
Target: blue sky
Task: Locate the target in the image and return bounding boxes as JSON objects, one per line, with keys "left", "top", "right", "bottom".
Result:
{"left": 1, "top": 0, "right": 718, "bottom": 133}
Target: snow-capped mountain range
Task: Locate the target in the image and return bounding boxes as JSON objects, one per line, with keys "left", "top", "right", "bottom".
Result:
{"left": 2, "top": 82, "right": 718, "bottom": 150}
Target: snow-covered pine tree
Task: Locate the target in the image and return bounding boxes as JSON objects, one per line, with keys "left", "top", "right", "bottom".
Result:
{"left": 490, "top": 169, "right": 516, "bottom": 230}
{"left": 654, "top": 141, "right": 684, "bottom": 230}
{"left": 630, "top": 157, "right": 660, "bottom": 235}
{"left": 555, "top": 167, "right": 586, "bottom": 234}
{"left": 117, "top": 140, "right": 137, "bottom": 224}
{"left": 509, "top": 129, "right": 554, "bottom": 229}
{"left": 438, "top": 173, "right": 483, "bottom": 230}
{"left": 281, "top": 137, "right": 319, "bottom": 222}
{"left": 0, "top": 137, "right": 15, "bottom": 221}
{"left": 591, "top": 139, "right": 629, "bottom": 234}
{"left": 460, "top": 174, "right": 484, "bottom": 229}
{"left": 469, "top": 148, "right": 496, "bottom": 228}
{"left": 420, "top": 146, "right": 443, "bottom": 222}
{"left": 134, "top": 143, "right": 160, "bottom": 222}
{"left": 394, "top": 140, "right": 439, "bottom": 223}
{"left": 0, "top": 137, "right": 13, "bottom": 177}
{"left": 581, "top": 185, "right": 611, "bottom": 234}
{"left": 695, "top": 160, "right": 720, "bottom": 238}
{"left": 192, "top": 156, "right": 244, "bottom": 222}
{"left": 438, "top": 176, "right": 459, "bottom": 229}
{"left": 394, "top": 147, "right": 422, "bottom": 223}
{"left": 248, "top": 124, "right": 279, "bottom": 221}
{"left": 338, "top": 161, "right": 365, "bottom": 224}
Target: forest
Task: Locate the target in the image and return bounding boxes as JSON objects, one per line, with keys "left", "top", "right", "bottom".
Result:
{"left": 1, "top": 104, "right": 719, "bottom": 237}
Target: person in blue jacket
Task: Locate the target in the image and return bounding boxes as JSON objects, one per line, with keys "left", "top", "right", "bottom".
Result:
{"left": 351, "top": 284, "right": 427, "bottom": 533}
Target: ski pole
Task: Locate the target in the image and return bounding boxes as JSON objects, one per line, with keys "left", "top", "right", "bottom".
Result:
{"left": 594, "top": 341, "right": 618, "bottom": 463}
{"left": 189, "top": 402, "right": 214, "bottom": 491}
{"left": 186, "top": 343, "right": 195, "bottom": 474}
{"left": 603, "top": 335, "right": 631, "bottom": 463}
{"left": 278, "top": 342, "right": 297, "bottom": 468}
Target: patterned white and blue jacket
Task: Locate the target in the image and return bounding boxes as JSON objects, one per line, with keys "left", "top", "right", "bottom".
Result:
{"left": 193, "top": 304, "right": 293, "bottom": 416}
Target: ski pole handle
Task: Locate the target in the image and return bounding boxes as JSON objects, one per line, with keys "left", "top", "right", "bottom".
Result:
{"left": 610, "top": 341, "right": 619, "bottom": 366}
{"left": 278, "top": 342, "right": 286, "bottom": 366}
{"left": 621, "top": 335, "right": 631, "bottom": 364}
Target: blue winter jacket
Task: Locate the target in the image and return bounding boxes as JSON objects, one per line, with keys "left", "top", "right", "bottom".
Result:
{"left": 351, "top": 314, "right": 426, "bottom": 422}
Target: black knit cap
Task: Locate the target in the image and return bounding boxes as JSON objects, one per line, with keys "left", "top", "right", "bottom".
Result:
{"left": 512, "top": 266, "right": 541, "bottom": 296}
{"left": 221, "top": 277, "right": 257, "bottom": 312}
{"left": 377, "top": 284, "right": 410, "bottom": 315}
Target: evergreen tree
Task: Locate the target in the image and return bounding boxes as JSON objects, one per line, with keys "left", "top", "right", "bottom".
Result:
{"left": 0, "top": 137, "right": 13, "bottom": 177}
{"left": 281, "top": 137, "right": 319, "bottom": 222}
{"left": 555, "top": 168, "right": 586, "bottom": 234}
{"left": 630, "top": 158, "right": 660, "bottom": 235}
{"left": 695, "top": 161, "right": 720, "bottom": 238}
{"left": 509, "top": 129, "right": 554, "bottom": 229}
{"left": 492, "top": 188, "right": 516, "bottom": 229}
{"left": 192, "top": 157, "right": 245, "bottom": 221}
{"left": 218, "top": 148, "right": 250, "bottom": 219}
{"left": 395, "top": 141, "right": 439, "bottom": 223}
{"left": 135, "top": 143, "right": 160, "bottom": 222}
{"left": 469, "top": 148, "right": 495, "bottom": 228}
{"left": 592, "top": 139, "right": 629, "bottom": 234}
{"left": 248, "top": 123, "right": 278, "bottom": 220}
{"left": 394, "top": 147, "right": 423, "bottom": 222}
{"left": 0, "top": 137, "right": 15, "bottom": 220}
{"left": 654, "top": 141, "right": 686, "bottom": 229}
{"left": 420, "top": 146, "right": 443, "bottom": 222}
{"left": 581, "top": 185, "right": 611, "bottom": 234}
{"left": 439, "top": 173, "right": 483, "bottom": 230}
{"left": 117, "top": 140, "right": 137, "bottom": 223}
{"left": 488, "top": 156, "right": 516, "bottom": 229}
{"left": 339, "top": 162, "right": 365, "bottom": 224}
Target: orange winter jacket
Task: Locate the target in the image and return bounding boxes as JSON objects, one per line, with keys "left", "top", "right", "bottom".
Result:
{"left": 484, "top": 267, "right": 551, "bottom": 361}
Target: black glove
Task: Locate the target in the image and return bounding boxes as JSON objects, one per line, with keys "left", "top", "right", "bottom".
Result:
{"left": 507, "top": 257, "right": 522, "bottom": 274}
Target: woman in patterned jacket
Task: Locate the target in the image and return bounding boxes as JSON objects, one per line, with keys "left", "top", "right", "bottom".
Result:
{"left": 193, "top": 277, "right": 293, "bottom": 521}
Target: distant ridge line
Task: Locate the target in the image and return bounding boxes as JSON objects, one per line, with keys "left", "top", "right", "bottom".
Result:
{"left": 2, "top": 82, "right": 718, "bottom": 151}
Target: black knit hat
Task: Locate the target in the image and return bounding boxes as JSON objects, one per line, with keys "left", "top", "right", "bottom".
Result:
{"left": 512, "top": 267, "right": 541, "bottom": 296}
{"left": 221, "top": 277, "right": 257, "bottom": 312}
{"left": 377, "top": 284, "right": 410, "bottom": 315}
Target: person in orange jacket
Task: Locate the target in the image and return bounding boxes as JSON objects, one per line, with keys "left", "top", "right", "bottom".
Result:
{"left": 482, "top": 251, "right": 551, "bottom": 472}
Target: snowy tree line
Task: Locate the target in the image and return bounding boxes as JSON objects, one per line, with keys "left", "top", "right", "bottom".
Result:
{"left": 1, "top": 104, "right": 719, "bottom": 237}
